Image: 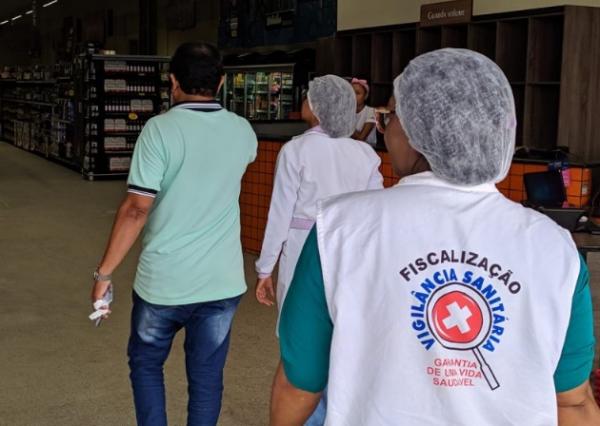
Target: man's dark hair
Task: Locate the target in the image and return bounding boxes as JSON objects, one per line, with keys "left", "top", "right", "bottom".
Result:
{"left": 170, "top": 42, "right": 224, "bottom": 97}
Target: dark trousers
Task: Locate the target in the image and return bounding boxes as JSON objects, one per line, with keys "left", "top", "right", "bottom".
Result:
{"left": 128, "top": 291, "right": 242, "bottom": 426}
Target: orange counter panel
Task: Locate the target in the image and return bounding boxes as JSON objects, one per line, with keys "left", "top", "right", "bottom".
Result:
{"left": 241, "top": 141, "right": 592, "bottom": 254}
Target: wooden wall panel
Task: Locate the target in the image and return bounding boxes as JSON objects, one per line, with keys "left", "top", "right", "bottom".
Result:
{"left": 558, "top": 6, "right": 600, "bottom": 161}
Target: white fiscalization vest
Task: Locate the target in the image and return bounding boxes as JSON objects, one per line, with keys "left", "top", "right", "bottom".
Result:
{"left": 316, "top": 172, "right": 580, "bottom": 426}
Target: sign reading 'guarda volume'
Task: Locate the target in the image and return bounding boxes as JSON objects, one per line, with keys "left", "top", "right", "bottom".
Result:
{"left": 421, "top": 0, "right": 473, "bottom": 27}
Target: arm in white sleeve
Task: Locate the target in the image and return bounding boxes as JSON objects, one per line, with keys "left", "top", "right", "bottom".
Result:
{"left": 256, "top": 145, "right": 302, "bottom": 278}
{"left": 368, "top": 154, "right": 384, "bottom": 189}
{"left": 366, "top": 106, "right": 377, "bottom": 124}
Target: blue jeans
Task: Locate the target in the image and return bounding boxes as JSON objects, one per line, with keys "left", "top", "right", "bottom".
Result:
{"left": 128, "top": 291, "right": 242, "bottom": 426}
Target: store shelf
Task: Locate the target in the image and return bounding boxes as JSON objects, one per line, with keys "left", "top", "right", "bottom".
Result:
{"left": 15, "top": 80, "right": 57, "bottom": 85}
{"left": 103, "top": 72, "right": 156, "bottom": 78}
{"left": 76, "top": 53, "right": 170, "bottom": 178}
{"left": 48, "top": 154, "right": 79, "bottom": 170}
{"left": 102, "top": 131, "right": 141, "bottom": 136}
{"left": 83, "top": 172, "right": 129, "bottom": 181}
{"left": 1, "top": 98, "right": 55, "bottom": 107}
{"left": 103, "top": 111, "right": 155, "bottom": 116}
{"left": 104, "top": 150, "right": 134, "bottom": 154}
{"left": 0, "top": 54, "right": 170, "bottom": 178}
{"left": 103, "top": 92, "right": 156, "bottom": 97}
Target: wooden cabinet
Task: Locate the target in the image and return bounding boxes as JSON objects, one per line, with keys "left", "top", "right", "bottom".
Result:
{"left": 326, "top": 6, "right": 600, "bottom": 162}
{"left": 558, "top": 6, "right": 600, "bottom": 163}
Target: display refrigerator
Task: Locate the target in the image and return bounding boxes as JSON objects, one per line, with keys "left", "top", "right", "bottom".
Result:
{"left": 220, "top": 64, "right": 297, "bottom": 121}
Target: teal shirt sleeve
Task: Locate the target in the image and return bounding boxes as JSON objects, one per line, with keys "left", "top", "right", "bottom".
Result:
{"left": 553, "top": 255, "right": 596, "bottom": 392}
{"left": 279, "top": 226, "right": 332, "bottom": 393}
{"left": 127, "top": 120, "right": 167, "bottom": 193}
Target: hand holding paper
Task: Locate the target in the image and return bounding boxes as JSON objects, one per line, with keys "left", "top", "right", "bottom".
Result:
{"left": 89, "top": 284, "right": 113, "bottom": 326}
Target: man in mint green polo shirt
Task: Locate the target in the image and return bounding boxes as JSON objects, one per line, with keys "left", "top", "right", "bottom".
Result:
{"left": 91, "top": 42, "right": 257, "bottom": 426}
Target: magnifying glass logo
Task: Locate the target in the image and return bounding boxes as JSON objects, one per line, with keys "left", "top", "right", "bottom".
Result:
{"left": 426, "top": 283, "right": 500, "bottom": 390}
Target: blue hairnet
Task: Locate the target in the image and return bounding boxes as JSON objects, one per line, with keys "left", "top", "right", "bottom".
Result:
{"left": 395, "top": 48, "right": 516, "bottom": 185}
{"left": 307, "top": 75, "right": 357, "bottom": 138}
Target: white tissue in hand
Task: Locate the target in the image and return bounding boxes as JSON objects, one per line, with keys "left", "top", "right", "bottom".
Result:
{"left": 89, "top": 285, "right": 113, "bottom": 321}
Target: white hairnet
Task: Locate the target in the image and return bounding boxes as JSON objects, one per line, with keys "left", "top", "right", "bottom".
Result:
{"left": 307, "top": 75, "right": 357, "bottom": 138}
{"left": 395, "top": 48, "right": 516, "bottom": 186}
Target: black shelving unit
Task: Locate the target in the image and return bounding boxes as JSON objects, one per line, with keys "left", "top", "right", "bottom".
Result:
{"left": 51, "top": 65, "right": 78, "bottom": 166}
{"left": 0, "top": 79, "right": 74, "bottom": 165}
{"left": 75, "top": 54, "right": 170, "bottom": 181}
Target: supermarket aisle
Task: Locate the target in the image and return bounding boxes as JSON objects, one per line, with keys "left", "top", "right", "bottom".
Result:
{"left": 0, "top": 143, "right": 278, "bottom": 426}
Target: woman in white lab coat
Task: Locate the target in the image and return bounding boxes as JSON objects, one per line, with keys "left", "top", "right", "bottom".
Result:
{"left": 255, "top": 75, "right": 383, "bottom": 316}
{"left": 350, "top": 78, "right": 377, "bottom": 146}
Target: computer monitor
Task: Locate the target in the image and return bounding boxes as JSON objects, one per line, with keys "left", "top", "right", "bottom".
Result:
{"left": 523, "top": 170, "right": 566, "bottom": 208}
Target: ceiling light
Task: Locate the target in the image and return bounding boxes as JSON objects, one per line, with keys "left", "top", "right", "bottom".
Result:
{"left": 12, "top": 15, "right": 22, "bottom": 21}
{"left": 42, "top": 0, "right": 58, "bottom": 7}
{"left": 0, "top": 20, "right": 9, "bottom": 25}
{"left": 25, "top": 10, "right": 33, "bottom": 15}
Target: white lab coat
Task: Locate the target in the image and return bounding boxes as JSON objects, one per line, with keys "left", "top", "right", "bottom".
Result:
{"left": 355, "top": 105, "right": 377, "bottom": 146}
{"left": 256, "top": 126, "right": 383, "bottom": 319}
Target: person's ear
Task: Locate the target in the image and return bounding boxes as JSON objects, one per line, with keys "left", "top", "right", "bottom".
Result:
{"left": 169, "top": 73, "right": 180, "bottom": 93}
{"left": 217, "top": 75, "right": 225, "bottom": 94}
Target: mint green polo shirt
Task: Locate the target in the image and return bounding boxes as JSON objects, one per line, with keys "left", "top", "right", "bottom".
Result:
{"left": 127, "top": 101, "right": 257, "bottom": 305}
{"left": 280, "top": 227, "right": 596, "bottom": 394}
